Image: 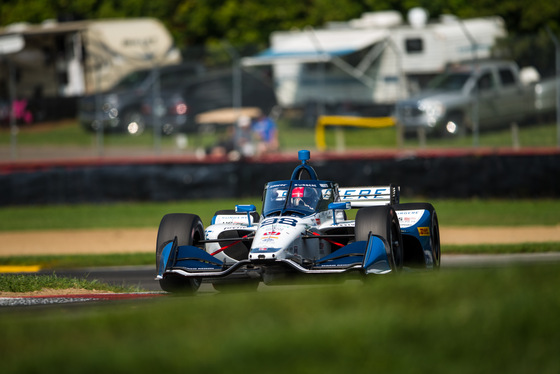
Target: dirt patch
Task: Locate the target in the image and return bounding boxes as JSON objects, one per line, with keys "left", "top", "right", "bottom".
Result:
{"left": 0, "top": 228, "right": 156, "bottom": 256}
{"left": 440, "top": 226, "right": 560, "bottom": 245}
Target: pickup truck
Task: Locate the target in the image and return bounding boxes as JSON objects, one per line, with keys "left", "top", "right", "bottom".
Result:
{"left": 394, "top": 60, "right": 557, "bottom": 136}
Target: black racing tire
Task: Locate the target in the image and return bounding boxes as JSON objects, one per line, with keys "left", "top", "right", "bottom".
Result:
{"left": 156, "top": 213, "right": 204, "bottom": 293}
{"left": 395, "top": 202, "right": 441, "bottom": 269}
{"left": 355, "top": 205, "right": 403, "bottom": 272}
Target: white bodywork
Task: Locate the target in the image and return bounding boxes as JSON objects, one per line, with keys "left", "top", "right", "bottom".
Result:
{"left": 204, "top": 184, "right": 398, "bottom": 265}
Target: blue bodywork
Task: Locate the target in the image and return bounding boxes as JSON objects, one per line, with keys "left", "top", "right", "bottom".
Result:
{"left": 158, "top": 234, "right": 392, "bottom": 279}
{"left": 397, "top": 207, "right": 439, "bottom": 269}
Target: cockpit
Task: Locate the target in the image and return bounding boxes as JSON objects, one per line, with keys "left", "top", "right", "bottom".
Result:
{"left": 262, "top": 180, "right": 335, "bottom": 217}
{"left": 261, "top": 150, "right": 336, "bottom": 217}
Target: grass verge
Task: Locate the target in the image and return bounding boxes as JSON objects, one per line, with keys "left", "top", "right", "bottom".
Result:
{"left": 2, "top": 198, "right": 560, "bottom": 231}
{"left": 0, "top": 264, "right": 558, "bottom": 373}
{"left": 0, "top": 253, "right": 154, "bottom": 269}
{"left": 2, "top": 119, "right": 559, "bottom": 150}
{"left": 0, "top": 198, "right": 262, "bottom": 231}
{"left": 444, "top": 242, "right": 560, "bottom": 254}
{"left": 0, "top": 273, "right": 138, "bottom": 293}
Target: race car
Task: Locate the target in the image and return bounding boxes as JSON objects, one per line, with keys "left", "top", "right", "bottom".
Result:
{"left": 156, "top": 150, "right": 440, "bottom": 292}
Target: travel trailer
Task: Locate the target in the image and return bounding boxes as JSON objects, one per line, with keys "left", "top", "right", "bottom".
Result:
{"left": 0, "top": 18, "right": 180, "bottom": 121}
{"left": 242, "top": 8, "right": 506, "bottom": 116}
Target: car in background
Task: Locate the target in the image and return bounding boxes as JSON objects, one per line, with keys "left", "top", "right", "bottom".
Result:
{"left": 141, "top": 68, "right": 277, "bottom": 135}
{"left": 394, "top": 60, "right": 557, "bottom": 137}
{"left": 78, "top": 63, "right": 203, "bottom": 135}
{"left": 141, "top": 91, "right": 189, "bottom": 135}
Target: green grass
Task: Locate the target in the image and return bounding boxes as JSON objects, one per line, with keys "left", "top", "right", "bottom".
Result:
{"left": 0, "top": 253, "right": 154, "bottom": 268}
{"left": 0, "top": 121, "right": 224, "bottom": 150}
{"left": 0, "top": 264, "right": 559, "bottom": 373}
{"left": 0, "top": 198, "right": 262, "bottom": 230}
{"left": 0, "top": 121, "right": 87, "bottom": 146}
{"left": 0, "top": 273, "right": 137, "bottom": 293}
{"left": 444, "top": 242, "right": 560, "bottom": 254}
{"left": 1, "top": 119, "right": 558, "bottom": 151}
{"left": 1, "top": 198, "right": 559, "bottom": 231}
{"left": 402, "top": 121, "right": 560, "bottom": 148}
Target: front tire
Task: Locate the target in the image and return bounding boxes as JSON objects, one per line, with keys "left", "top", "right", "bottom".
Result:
{"left": 156, "top": 213, "right": 204, "bottom": 293}
{"left": 355, "top": 205, "right": 403, "bottom": 272}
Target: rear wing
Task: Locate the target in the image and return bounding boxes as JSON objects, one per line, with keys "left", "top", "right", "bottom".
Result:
{"left": 338, "top": 185, "right": 400, "bottom": 207}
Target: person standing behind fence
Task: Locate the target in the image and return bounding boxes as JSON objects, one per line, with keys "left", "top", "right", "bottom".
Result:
{"left": 234, "top": 115, "right": 256, "bottom": 158}
{"left": 252, "top": 113, "right": 279, "bottom": 155}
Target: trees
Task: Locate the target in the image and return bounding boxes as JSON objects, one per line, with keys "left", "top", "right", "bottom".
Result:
{"left": 1, "top": 0, "right": 559, "bottom": 54}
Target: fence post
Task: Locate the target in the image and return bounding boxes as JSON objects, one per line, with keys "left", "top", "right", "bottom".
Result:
{"left": 545, "top": 26, "right": 560, "bottom": 148}
{"left": 511, "top": 122, "right": 520, "bottom": 150}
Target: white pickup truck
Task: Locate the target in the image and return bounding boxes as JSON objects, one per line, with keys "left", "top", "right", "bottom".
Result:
{"left": 394, "top": 60, "right": 557, "bottom": 136}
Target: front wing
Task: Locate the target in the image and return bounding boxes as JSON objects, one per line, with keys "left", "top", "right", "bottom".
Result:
{"left": 156, "top": 234, "right": 393, "bottom": 282}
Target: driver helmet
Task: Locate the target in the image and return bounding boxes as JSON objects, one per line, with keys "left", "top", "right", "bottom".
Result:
{"left": 291, "top": 186, "right": 305, "bottom": 206}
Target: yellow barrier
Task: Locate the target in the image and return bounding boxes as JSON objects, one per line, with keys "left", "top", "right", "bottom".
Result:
{"left": 0, "top": 265, "right": 42, "bottom": 273}
{"left": 315, "top": 115, "right": 395, "bottom": 151}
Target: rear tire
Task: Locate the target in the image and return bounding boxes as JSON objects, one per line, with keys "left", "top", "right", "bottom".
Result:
{"left": 355, "top": 205, "right": 403, "bottom": 272}
{"left": 156, "top": 213, "right": 204, "bottom": 293}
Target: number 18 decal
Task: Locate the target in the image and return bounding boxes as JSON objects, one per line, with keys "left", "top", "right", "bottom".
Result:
{"left": 261, "top": 217, "right": 298, "bottom": 227}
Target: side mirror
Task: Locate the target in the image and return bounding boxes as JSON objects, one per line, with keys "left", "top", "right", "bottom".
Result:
{"left": 328, "top": 202, "right": 350, "bottom": 225}
{"left": 235, "top": 204, "right": 257, "bottom": 227}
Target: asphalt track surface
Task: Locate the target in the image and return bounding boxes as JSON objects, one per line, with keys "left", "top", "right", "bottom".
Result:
{"left": 3, "top": 253, "right": 560, "bottom": 307}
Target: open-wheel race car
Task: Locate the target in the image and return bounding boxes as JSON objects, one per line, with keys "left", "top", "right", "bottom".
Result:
{"left": 156, "top": 150, "right": 440, "bottom": 292}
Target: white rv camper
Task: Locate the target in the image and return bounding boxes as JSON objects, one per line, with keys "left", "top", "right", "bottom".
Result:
{"left": 0, "top": 18, "right": 181, "bottom": 99}
{"left": 242, "top": 8, "right": 506, "bottom": 116}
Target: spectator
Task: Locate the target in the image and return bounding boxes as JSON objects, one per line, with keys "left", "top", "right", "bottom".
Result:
{"left": 208, "top": 125, "right": 235, "bottom": 157}
{"left": 252, "top": 113, "right": 279, "bottom": 155}
{"left": 13, "top": 98, "right": 33, "bottom": 124}
{"left": 232, "top": 115, "right": 255, "bottom": 159}
{"left": 208, "top": 115, "right": 255, "bottom": 160}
